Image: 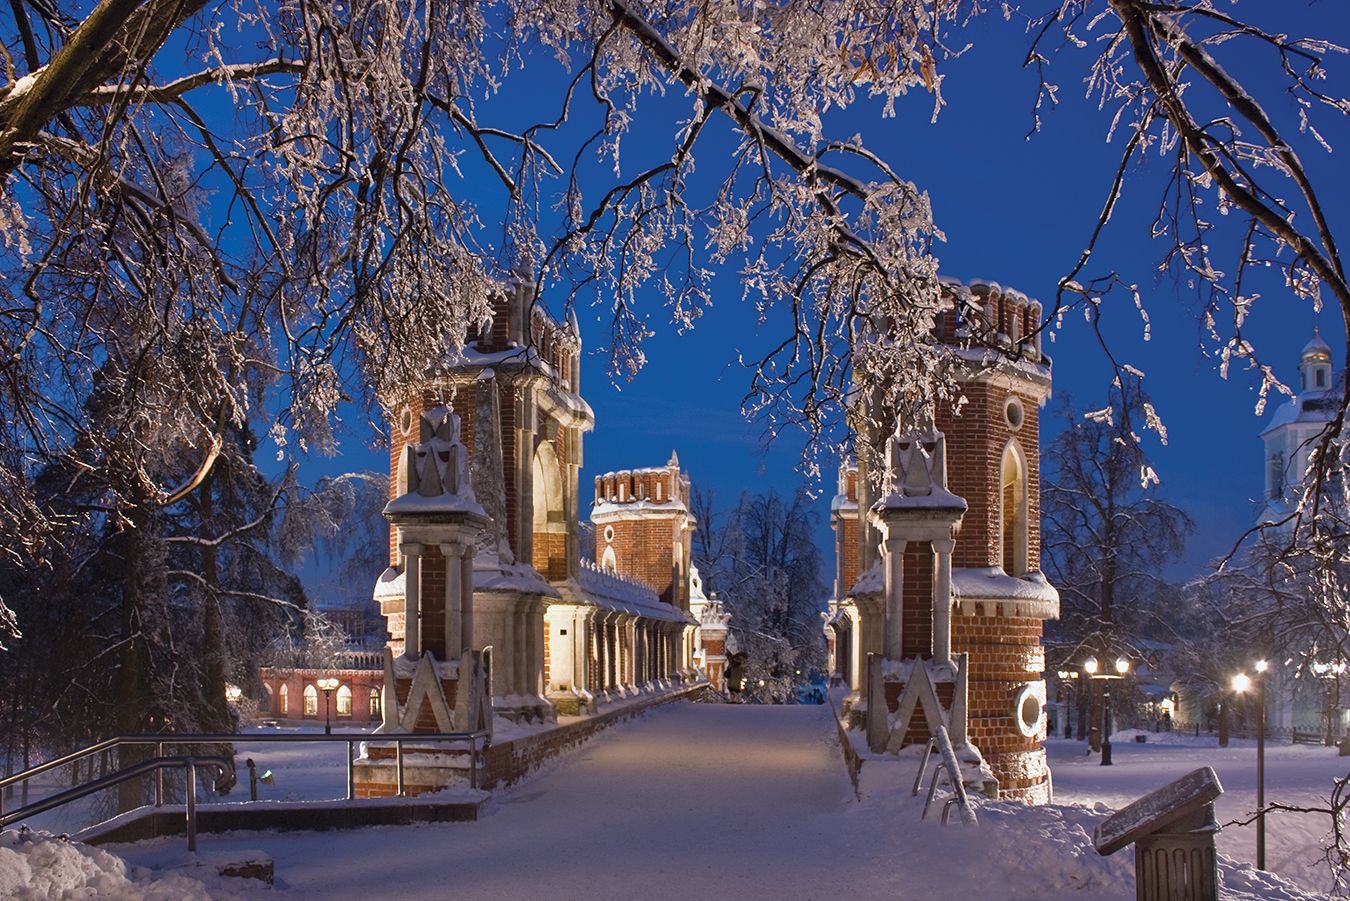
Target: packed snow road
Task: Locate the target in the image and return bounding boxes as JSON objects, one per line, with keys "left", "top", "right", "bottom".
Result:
{"left": 121, "top": 702, "right": 858, "bottom": 899}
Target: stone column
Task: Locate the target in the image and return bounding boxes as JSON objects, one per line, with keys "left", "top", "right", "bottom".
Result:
{"left": 441, "top": 542, "right": 464, "bottom": 659}
{"left": 460, "top": 548, "right": 475, "bottom": 653}
{"left": 525, "top": 600, "right": 542, "bottom": 698}
{"left": 402, "top": 542, "right": 423, "bottom": 658}
{"left": 514, "top": 606, "right": 530, "bottom": 699}
{"left": 626, "top": 621, "right": 637, "bottom": 691}
{"left": 572, "top": 609, "right": 591, "bottom": 699}
{"left": 849, "top": 609, "right": 864, "bottom": 694}
{"left": 596, "top": 614, "right": 609, "bottom": 698}
{"left": 500, "top": 605, "right": 516, "bottom": 697}
{"left": 883, "top": 537, "right": 906, "bottom": 660}
{"left": 933, "top": 536, "right": 956, "bottom": 665}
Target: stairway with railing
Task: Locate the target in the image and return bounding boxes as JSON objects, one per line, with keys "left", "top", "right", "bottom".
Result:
{"left": 0, "top": 728, "right": 490, "bottom": 849}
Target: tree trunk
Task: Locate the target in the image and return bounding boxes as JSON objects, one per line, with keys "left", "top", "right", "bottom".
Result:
{"left": 200, "top": 478, "right": 230, "bottom": 731}
{"left": 116, "top": 508, "right": 153, "bottom": 812}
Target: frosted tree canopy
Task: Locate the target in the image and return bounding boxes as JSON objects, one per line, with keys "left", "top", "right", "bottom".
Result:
{"left": 0, "top": 0, "right": 1346, "bottom": 644}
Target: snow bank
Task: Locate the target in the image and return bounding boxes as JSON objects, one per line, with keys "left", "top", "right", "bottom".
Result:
{"left": 0, "top": 828, "right": 240, "bottom": 900}
{"left": 856, "top": 748, "right": 1321, "bottom": 900}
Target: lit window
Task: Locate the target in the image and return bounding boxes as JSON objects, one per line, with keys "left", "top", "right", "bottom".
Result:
{"left": 370, "top": 687, "right": 382, "bottom": 719}
{"left": 303, "top": 684, "right": 319, "bottom": 716}
{"left": 278, "top": 684, "right": 289, "bottom": 715}
{"left": 336, "top": 685, "right": 353, "bottom": 717}
{"left": 1001, "top": 442, "right": 1029, "bottom": 577}
{"left": 261, "top": 684, "right": 274, "bottom": 713}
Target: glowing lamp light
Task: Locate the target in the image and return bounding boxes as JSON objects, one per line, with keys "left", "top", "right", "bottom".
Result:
{"left": 1232, "top": 673, "right": 1251, "bottom": 693}
{"left": 1255, "top": 660, "right": 1269, "bottom": 673}
{"left": 1084, "top": 656, "right": 1099, "bottom": 675}
{"left": 317, "top": 676, "right": 339, "bottom": 691}
{"left": 224, "top": 683, "right": 243, "bottom": 704}
{"left": 1115, "top": 657, "right": 1130, "bottom": 675}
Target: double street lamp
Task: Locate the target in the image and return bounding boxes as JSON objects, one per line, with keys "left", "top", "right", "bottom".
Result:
{"left": 317, "top": 676, "right": 339, "bottom": 735}
{"left": 1232, "top": 659, "right": 1268, "bottom": 870}
{"left": 1085, "top": 654, "right": 1130, "bottom": 766}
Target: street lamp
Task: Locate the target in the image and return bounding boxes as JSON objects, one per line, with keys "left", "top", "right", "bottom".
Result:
{"left": 1057, "top": 669, "right": 1080, "bottom": 738}
{"left": 1085, "top": 655, "right": 1130, "bottom": 766}
{"left": 1233, "top": 660, "right": 1268, "bottom": 870}
{"left": 317, "top": 677, "right": 339, "bottom": 735}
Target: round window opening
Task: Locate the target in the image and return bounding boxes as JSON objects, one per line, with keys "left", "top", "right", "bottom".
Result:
{"left": 399, "top": 405, "right": 414, "bottom": 436}
{"left": 1015, "top": 684, "right": 1043, "bottom": 738}
{"left": 603, "top": 525, "right": 615, "bottom": 543}
{"left": 1004, "top": 398, "right": 1025, "bottom": 431}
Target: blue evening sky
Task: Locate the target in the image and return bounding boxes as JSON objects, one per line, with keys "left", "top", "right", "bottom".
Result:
{"left": 306, "top": 4, "right": 1350, "bottom": 585}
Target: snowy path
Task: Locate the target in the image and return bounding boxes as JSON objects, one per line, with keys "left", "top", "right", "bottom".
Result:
{"left": 72, "top": 704, "right": 1332, "bottom": 899}
{"left": 118, "top": 702, "right": 859, "bottom": 899}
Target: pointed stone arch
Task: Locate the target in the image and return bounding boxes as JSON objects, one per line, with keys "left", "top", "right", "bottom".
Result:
{"left": 532, "top": 439, "right": 567, "bottom": 580}
{"left": 1000, "top": 438, "right": 1029, "bottom": 577}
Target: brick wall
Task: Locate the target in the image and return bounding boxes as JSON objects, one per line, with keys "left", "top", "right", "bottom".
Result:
{"left": 936, "top": 381, "right": 1041, "bottom": 572}
{"left": 901, "top": 542, "right": 934, "bottom": 658}
{"left": 259, "top": 667, "right": 384, "bottom": 725}
{"left": 598, "top": 518, "right": 677, "bottom": 604}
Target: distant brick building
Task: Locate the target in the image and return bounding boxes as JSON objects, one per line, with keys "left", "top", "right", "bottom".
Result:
{"left": 259, "top": 650, "right": 385, "bottom": 725}
{"left": 826, "top": 280, "right": 1057, "bottom": 804}
{"left": 367, "top": 276, "right": 708, "bottom": 736}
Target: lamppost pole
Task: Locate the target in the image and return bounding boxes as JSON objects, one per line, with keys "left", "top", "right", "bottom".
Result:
{"left": 1085, "top": 654, "right": 1129, "bottom": 767}
{"left": 1256, "top": 660, "right": 1267, "bottom": 871}
{"left": 1102, "top": 681, "right": 1113, "bottom": 766}
{"left": 318, "top": 676, "right": 339, "bottom": 735}
{"left": 1233, "top": 661, "right": 1268, "bottom": 870}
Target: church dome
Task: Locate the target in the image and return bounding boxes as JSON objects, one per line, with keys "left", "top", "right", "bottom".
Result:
{"left": 1302, "top": 331, "right": 1332, "bottom": 364}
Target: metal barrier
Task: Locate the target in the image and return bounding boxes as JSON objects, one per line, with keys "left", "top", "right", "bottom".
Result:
{"left": 0, "top": 756, "right": 233, "bottom": 851}
{"left": 0, "top": 728, "right": 491, "bottom": 842}
{"left": 911, "top": 726, "right": 977, "bottom": 826}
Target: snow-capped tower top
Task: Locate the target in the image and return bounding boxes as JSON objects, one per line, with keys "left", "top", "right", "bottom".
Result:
{"left": 1259, "top": 329, "right": 1342, "bottom": 525}
{"left": 1301, "top": 329, "right": 1333, "bottom": 392}
{"left": 591, "top": 455, "right": 696, "bottom": 610}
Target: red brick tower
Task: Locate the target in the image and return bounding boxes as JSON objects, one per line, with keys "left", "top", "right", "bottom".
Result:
{"left": 591, "top": 453, "right": 695, "bottom": 612}
{"left": 834, "top": 280, "right": 1056, "bottom": 804}
{"left": 372, "top": 274, "right": 592, "bottom": 724}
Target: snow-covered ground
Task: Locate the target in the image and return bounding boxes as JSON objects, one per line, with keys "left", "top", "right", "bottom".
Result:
{"left": 4, "top": 704, "right": 1342, "bottom": 898}
{"left": 1050, "top": 729, "right": 1349, "bottom": 896}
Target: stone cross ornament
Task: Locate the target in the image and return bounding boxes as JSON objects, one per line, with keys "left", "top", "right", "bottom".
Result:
{"left": 887, "top": 428, "right": 949, "bottom": 497}
{"left": 405, "top": 406, "right": 475, "bottom": 500}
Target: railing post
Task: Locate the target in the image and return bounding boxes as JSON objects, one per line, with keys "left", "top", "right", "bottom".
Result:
{"left": 346, "top": 740, "right": 354, "bottom": 801}
{"left": 396, "top": 740, "right": 405, "bottom": 797}
{"left": 469, "top": 734, "right": 478, "bottom": 791}
{"left": 155, "top": 742, "right": 164, "bottom": 807}
{"left": 185, "top": 760, "right": 198, "bottom": 853}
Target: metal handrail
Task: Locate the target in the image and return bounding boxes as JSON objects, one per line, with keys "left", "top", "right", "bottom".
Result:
{"left": 0, "top": 755, "right": 233, "bottom": 851}
{"left": 918, "top": 726, "right": 978, "bottom": 826}
{"left": 1, "top": 729, "right": 492, "bottom": 817}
